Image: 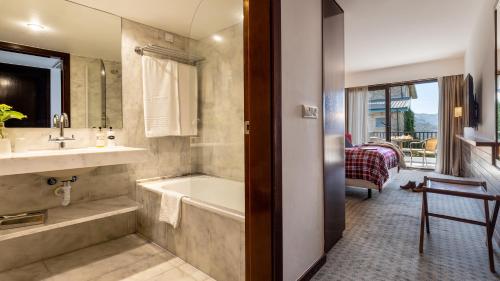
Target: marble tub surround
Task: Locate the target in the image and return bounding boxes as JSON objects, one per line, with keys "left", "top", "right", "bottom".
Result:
{"left": 137, "top": 181, "right": 245, "bottom": 281}
{"left": 0, "top": 234, "right": 214, "bottom": 281}
{"left": 190, "top": 22, "right": 244, "bottom": 182}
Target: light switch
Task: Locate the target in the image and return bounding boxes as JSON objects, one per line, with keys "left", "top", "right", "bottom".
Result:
{"left": 302, "top": 105, "right": 319, "bottom": 119}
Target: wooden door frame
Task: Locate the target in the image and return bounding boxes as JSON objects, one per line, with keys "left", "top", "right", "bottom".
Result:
{"left": 244, "top": 0, "right": 282, "bottom": 280}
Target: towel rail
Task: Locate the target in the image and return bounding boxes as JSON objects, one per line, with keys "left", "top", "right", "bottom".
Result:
{"left": 135, "top": 44, "right": 203, "bottom": 66}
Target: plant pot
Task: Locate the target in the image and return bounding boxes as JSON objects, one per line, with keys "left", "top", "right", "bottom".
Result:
{"left": 0, "top": 138, "right": 11, "bottom": 156}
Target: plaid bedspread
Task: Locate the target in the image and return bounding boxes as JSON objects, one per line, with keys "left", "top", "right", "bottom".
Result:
{"left": 345, "top": 146, "right": 399, "bottom": 188}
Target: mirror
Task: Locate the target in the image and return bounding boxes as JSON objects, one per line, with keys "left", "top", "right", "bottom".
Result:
{"left": 0, "top": 0, "right": 122, "bottom": 128}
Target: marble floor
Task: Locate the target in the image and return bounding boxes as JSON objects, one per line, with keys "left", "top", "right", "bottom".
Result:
{"left": 314, "top": 169, "right": 500, "bottom": 281}
{"left": 0, "top": 234, "right": 214, "bottom": 281}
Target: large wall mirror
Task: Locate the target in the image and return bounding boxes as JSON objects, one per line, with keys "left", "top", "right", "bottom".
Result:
{"left": 0, "top": 0, "right": 122, "bottom": 128}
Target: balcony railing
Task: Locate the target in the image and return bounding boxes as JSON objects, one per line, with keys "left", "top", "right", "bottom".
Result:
{"left": 369, "top": 131, "right": 438, "bottom": 141}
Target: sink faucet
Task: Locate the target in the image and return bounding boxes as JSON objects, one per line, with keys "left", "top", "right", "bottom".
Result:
{"left": 49, "top": 113, "right": 75, "bottom": 149}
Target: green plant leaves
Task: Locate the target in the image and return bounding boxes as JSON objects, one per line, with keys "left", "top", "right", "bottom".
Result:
{"left": 0, "top": 104, "right": 27, "bottom": 123}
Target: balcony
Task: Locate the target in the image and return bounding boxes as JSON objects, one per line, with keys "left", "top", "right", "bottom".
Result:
{"left": 369, "top": 131, "right": 438, "bottom": 169}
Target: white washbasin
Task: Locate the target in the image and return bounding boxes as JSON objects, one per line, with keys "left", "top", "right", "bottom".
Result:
{"left": 35, "top": 167, "right": 96, "bottom": 178}
{"left": 0, "top": 146, "right": 147, "bottom": 177}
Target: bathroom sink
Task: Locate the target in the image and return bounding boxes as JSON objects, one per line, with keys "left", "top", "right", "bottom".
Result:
{"left": 35, "top": 167, "right": 96, "bottom": 178}
{"left": 0, "top": 146, "right": 147, "bottom": 177}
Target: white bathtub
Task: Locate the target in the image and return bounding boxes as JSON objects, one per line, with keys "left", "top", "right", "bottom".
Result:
{"left": 138, "top": 175, "right": 244, "bottom": 221}
{"left": 136, "top": 175, "right": 245, "bottom": 281}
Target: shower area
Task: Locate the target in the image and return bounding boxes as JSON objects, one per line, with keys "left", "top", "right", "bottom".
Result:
{"left": 70, "top": 56, "right": 123, "bottom": 128}
{"left": 135, "top": 1, "right": 245, "bottom": 281}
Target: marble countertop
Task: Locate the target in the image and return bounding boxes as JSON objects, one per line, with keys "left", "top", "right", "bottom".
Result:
{"left": 0, "top": 146, "right": 148, "bottom": 176}
{"left": 0, "top": 196, "right": 140, "bottom": 242}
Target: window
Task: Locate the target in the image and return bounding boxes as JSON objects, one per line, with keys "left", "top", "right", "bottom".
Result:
{"left": 375, "top": 118, "right": 385, "bottom": 128}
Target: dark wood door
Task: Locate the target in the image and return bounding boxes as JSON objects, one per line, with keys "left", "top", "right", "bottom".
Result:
{"left": 323, "top": 0, "right": 346, "bottom": 252}
{"left": 0, "top": 62, "right": 51, "bottom": 127}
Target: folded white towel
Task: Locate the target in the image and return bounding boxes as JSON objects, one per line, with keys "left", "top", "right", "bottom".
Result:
{"left": 158, "top": 190, "right": 186, "bottom": 228}
{"left": 141, "top": 56, "right": 181, "bottom": 137}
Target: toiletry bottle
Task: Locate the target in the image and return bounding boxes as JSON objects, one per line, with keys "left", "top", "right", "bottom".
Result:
{"left": 96, "top": 127, "right": 106, "bottom": 147}
{"left": 107, "top": 127, "right": 116, "bottom": 147}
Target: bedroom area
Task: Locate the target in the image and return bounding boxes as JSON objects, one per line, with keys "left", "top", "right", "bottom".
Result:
{"left": 314, "top": 0, "right": 500, "bottom": 280}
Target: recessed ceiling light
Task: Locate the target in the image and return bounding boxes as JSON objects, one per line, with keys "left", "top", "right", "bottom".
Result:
{"left": 0, "top": 78, "right": 11, "bottom": 87}
{"left": 26, "top": 23, "right": 45, "bottom": 31}
{"left": 212, "top": 35, "right": 223, "bottom": 42}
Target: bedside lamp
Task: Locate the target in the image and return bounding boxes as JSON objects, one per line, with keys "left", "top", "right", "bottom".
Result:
{"left": 454, "top": 106, "right": 463, "bottom": 118}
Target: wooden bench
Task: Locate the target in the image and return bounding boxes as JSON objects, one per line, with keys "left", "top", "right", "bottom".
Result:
{"left": 419, "top": 177, "right": 500, "bottom": 273}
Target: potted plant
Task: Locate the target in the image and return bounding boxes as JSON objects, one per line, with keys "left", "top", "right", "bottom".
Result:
{"left": 0, "top": 104, "right": 27, "bottom": 155}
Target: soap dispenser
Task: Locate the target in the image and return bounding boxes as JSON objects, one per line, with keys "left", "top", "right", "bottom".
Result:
{"left": 107, "top": 127, "right": 116, "bottom": 147}
{"left": 96, "top": 127, "right": 106, "bottom": 147}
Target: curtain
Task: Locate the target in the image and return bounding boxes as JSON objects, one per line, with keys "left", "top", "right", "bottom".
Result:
{"left": 347, "top": 87, "right": 369, "bottom": 145}
{"left": 436, "top": 75, "right": 464, "bottom": 176}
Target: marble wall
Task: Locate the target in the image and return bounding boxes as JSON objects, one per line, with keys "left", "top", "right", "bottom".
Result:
{"left": 0, "top": 19, "right": 193, "bottom": 215}
{"left": 121, "top": 19, "right": 192, "bottom": 192}
{"left": 190, "top": 23, "right": 245, "bottom": 182}
{"left": 0, "top": 18, "right": 243, "bottom": 222}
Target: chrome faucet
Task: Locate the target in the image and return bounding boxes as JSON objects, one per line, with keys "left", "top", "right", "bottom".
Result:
{"left": 49, "top": 113, "right": 75, "bottom": 149}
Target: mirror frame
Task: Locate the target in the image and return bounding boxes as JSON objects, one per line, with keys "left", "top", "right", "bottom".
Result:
{"left": 0, "top": 40, "right": 71, "bottom": 127}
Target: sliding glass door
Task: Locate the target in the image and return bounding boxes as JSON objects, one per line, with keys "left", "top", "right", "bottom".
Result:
{"left": 367, "top": 87, "right": 387, "bottom": 141}
{"left": 366, "top": 80, "right": 439, "bottom": 169}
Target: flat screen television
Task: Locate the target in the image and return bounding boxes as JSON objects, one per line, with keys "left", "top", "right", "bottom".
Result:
{"left": 464, "top": 74, "right": 479, "bottom": 128}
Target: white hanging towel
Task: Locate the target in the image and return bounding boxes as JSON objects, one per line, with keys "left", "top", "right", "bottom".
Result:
{"left": 158, "top": 190, "right": 186, "bottom": 229}
{"left": 178, "top": 63, "right": 198, "bottom": 136}
{"left": 142, "top": 56, "right": 181, "bottom": 137}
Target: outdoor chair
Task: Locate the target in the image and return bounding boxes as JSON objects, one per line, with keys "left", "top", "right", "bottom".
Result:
{"left": 409, "top": 138, "right": 438, "bottom": 167}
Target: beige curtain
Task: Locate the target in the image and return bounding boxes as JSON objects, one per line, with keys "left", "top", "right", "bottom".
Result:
{"left": 347, "top": 87, "right": 369, "bottom": 145}
{"left": 436, "top": 75, "right": 464, "bottom": 176}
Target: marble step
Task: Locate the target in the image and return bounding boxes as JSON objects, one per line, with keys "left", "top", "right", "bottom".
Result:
{"left": 0, "top": 196, "right": 140, "bottom": 242}
{"left": 0, "top": 196, "right": 140, "bottom": 272}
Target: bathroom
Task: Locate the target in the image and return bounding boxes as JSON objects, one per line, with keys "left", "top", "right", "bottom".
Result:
{"left": 0, "top": 0, "right": 244, "bottom": 280}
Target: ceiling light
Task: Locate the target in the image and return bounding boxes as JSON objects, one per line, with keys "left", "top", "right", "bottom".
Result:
{"left": 212, "top": 35, "right": 223, "bottom": 42}
{"left": 0, "top": 78, "right": 11, "bottom": 87}
{"left": 26, "top": 23, "right": 45, "bottom": 32}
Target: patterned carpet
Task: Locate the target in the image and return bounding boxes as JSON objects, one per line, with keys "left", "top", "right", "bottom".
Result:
{"left": 313, "top": 170, "right": 500, "bottom": 281}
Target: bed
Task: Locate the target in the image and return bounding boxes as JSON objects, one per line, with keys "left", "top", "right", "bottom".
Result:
{"left": 345, "top": 145, "right": 401, "bottom": 198}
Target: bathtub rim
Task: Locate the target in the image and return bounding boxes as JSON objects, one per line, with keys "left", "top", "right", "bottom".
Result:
{"left": 136, "top": 175, "right": 245, "bottom": 223}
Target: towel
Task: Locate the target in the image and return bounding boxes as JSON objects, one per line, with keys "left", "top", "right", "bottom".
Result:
{"left": 158, "top": 190, "right": 186, "bottom": 228}
{"left": 142, "top": 56, "right": 181, "bottom": 137}
{"left": 178, "top": 63, "right": 198, "bottom": 136}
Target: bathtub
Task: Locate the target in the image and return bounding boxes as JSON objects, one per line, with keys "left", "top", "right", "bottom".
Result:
{"left": 136, "top": 175, "right": 245, "bottom": 281}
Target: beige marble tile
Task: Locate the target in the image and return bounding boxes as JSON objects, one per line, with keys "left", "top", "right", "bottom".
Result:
{"left": 0, "top": 262, "right": 51, "bottom": 281}
{"left": 190, "top": 23, "right": 244, "bottom": 182}
{"left": 92, "top": 253, "right": 175, "bottom": 281}
{"left": 149, "top": 267, "right": 197, "bottom": 281}
{"left": 0, "top": 234, "right": 210, "bottom": 281}
{"left": 0, "top": 233, "right": 44, "bottom": 272}
{"left": 0, "top": 207, "right": 137, "bottom": 272}
{"left": 44, "top": 235, "right": 161, "bottom": 281}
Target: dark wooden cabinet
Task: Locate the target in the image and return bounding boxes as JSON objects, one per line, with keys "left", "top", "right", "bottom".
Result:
{"left": 323, "top": 0, "right": 346, "bottom": 252}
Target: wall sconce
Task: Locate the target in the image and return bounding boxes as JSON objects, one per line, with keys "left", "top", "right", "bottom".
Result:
{"left": 454, "top": 106, "right": 463, "bottom": 118}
